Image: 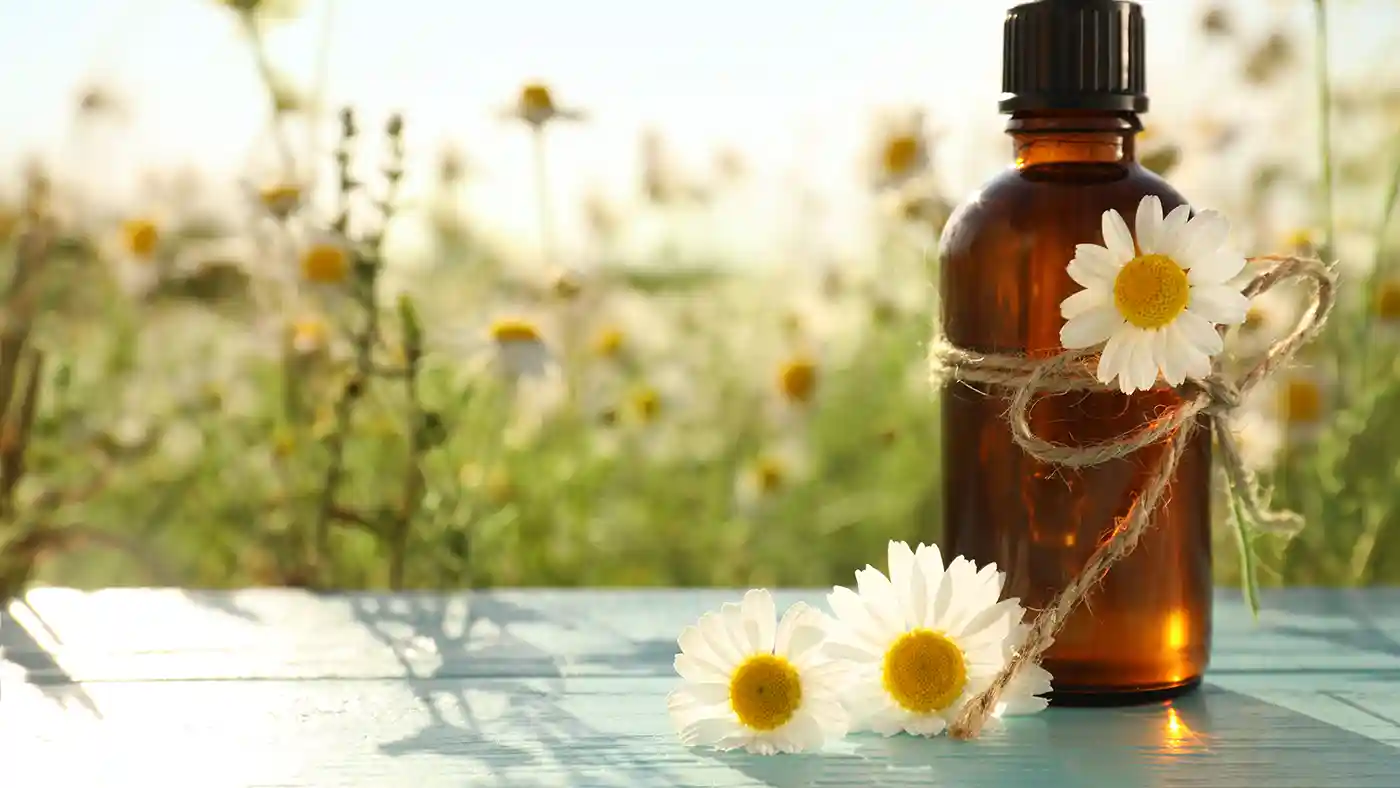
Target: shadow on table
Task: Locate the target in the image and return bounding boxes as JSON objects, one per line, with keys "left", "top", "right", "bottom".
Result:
{"left": 0, "top": 599, "right": 100, "bottom": 717}
{"left": 348, "top": 593, "right": 689, "bottom": 786}
{"left": 704, "top": 684, "right": 1398, "bottom": 788}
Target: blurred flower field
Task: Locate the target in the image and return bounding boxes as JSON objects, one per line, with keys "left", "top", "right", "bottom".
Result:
{"left": 2, "top": 0, "right": 1400, "bottom": 594}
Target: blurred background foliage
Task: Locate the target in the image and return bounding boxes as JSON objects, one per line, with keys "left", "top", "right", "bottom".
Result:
{"left": 2, "top": 0, "right": 1400, "bottom": 595}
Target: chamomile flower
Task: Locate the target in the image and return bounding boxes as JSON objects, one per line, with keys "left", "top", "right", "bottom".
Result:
{"left": 1059, "top": 195, "right": 1250, "bottom": 394}
{"left": 823, "top": 541, "right": 1051, "bottom": 737}
{"left": 668, "top": 589, "right": 849, "bottom": 754}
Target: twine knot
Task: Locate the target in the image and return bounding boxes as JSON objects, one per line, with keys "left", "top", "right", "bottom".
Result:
{"left": 927, "top": 254, "right": 1337, "bottom": 740}
{"left": 1192, "top": 376, "right": 1242, "bottom": 415}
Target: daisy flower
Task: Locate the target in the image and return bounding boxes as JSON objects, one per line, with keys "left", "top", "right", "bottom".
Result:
{"left": 1059, "top": 195, "right": 1250, "bottom": 394}
{"left": 823, "top": 541, "right": 1051, "bottom": 737}
{"left": 668, "top": 589, "right": 849, "bottom": 754}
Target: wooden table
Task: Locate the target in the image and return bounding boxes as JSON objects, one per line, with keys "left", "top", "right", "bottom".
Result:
{"left": 2, "top": 588, "right": 1398, "bottom": 787}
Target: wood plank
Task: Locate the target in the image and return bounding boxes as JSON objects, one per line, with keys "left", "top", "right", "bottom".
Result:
{"left": 1, "top": 678, "right": 1396, "bottom": 788}
{"left": 7, "top": 588, "right": 1400, "bottom": 682}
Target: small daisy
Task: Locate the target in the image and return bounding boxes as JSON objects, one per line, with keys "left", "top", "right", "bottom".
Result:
{"left": 488, "top": 318, "right": 554, "bottom": 381}
{"left": 823, "top": 541, "right": 1051, "bottom": 737}
{"left": 504, "top": 82, "right": 585, "bottom": 128}
{"left": 1059, "top": 195, "right": 1251, "bottom": 394}
{"left": 776, "top": 355, "right": 818, "bottom": 406}
{"left": 668, "top": 588, "right": 849, "bottom": 754}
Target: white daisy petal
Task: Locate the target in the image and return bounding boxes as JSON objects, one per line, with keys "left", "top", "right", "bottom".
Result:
{"left": 1131, "top": 330, "right": 1160, "bottom": 392}
{"left": 775, "top": 607, "right": 828, "bottom": 666}
{"left": 675, "top": 653, "right": 729, "bottom": 684}
{"left": 1096, "top": 330, "right": 1133, "bottom": 389}
{"left": 1060, "top": 306, "right": 1125, "bottom": 349}
{"left": 740, "top": 589, "right": 777, "bottom": 653}
{"left": 1189, "top": 284, "right": 1250, "bottom": 326}
{"left": 1134, "top": 195, "right": 1163, "bottom": 255}
{"left": 1102, "top": 208, "right": 1135, "bottom": 262}
{"left": 1157, "top": 204, "right": 1192, "bottom": 257}
{"left": 1068, "top": 244, "right": 1121, "bottom": 285}
{"left": 1176, "top": 309, "right": 1225, "bottom": 356}
{"left": 679, "top": 625, "right": 737, "bottom": 674}
{"left": 1178, "top": 210, "right": 1230, "bottom": 264}
{"left": 697, "top": 612, "right": 745, "bottom": 666}
{"left": 720, "top": 602, "right": 753, "bottom": 654}
{"left": 1157, "top": 323, "right": 1190, "bottom": 386}
{"left": 1060, "top": 287, "right": 1110, "bottom": 320}
{"left": 1187, "top": 249, "right": 1247, "bottom": 285}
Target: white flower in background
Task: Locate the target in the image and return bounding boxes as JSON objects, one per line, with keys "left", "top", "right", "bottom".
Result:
{"left": 823, "top": 541, "right": 1051, "bottom": 737}
{"left": 488, "top": 317, "right": 553, "bottom": 380}
{"left": 668, "top": 589, "right": 849, "bottom": 754}
{"left": 1059, "top": 195, "right": 1251, "bottom": 394}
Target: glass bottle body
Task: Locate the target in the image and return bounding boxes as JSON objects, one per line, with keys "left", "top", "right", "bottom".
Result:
{"left": 938, "top": 113, "right": 1212, "bottom": 703}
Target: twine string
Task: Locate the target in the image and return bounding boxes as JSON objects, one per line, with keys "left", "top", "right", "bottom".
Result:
{"left": 927, "top": 254, "right": 1337, "bottom": 740}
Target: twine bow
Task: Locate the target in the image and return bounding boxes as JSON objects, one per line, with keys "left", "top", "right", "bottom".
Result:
{"left": 927, "top": 254, "right": 1337, "bottom": 740}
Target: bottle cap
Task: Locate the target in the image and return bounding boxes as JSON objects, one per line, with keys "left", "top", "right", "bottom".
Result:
{"left": 1000, "top": 0, "right": 1149, "bottom": 114}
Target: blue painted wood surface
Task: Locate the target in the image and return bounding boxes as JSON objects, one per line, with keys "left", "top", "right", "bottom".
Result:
{"left": 2, "top": 588, "right": 1398, "bottom": 787}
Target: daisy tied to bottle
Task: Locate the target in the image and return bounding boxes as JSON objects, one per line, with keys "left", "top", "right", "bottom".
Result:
{"left": 929, "top": 0, "right": 1337, "bottom": 740}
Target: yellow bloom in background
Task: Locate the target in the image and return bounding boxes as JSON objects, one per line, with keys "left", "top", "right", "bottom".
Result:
{"left": 489, "top": 318, "right": 552, "bottom": 380}
{"left": 1278, "top": 376, "right": 1326, "bottom": 432}
{"left": 1284, "top": 228, "right": 1315, "bottom": 253}
{"left": 1372, "top": 280, "right": 1400, "bottom": 329}
{"left": 628, "top": 385, "right": 663, "bottom": 424}
{"left": 290, "top": 315, "right": 330, "bottom": 355}
{"left": 509, "top": 82, "right": 585, "bottom": 128}
{"left": 258, "top": 183, "right": 303, "bottom": 220}
{"left": 550, "top": 268, "right": 584, "bottom": 300}
{"left": 0, "top": 205, "right": 19, "bottom": 243}
{"left": 120, "top": 218, "right": 161, "bottom": 262}
{"left": 592, "top": 326, "right": 626, "bottom": 359}
{"left": 300, "top": 240, "right": 350, "bottom": 284}
{"left": 777, "top": 357, "right": 818, "bottom": 405}
{"left": 735, "top": 446, "right": 808, "bottom": 512}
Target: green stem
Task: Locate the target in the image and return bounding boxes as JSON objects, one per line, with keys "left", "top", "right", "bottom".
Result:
{"left": 1313, "top": 0, "right": 1337, "bottom": 260}
{"left": 532, "top": 127, "right": 556, "bottom": 266}
{"left": 1357, "top": 140, "right": 1400, "bottom": 383}
{"left": 240, "top": 11, "right": 297, "bottom": 179}
{"left": 1227, "top": 479, "right": 1262, "bottom": 620}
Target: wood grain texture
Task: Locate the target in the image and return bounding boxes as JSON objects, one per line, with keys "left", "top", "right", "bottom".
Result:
{"left": 3, "top": 588, "right": 1399, "bottom": 787}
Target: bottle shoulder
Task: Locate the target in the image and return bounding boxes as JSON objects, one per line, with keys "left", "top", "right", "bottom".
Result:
{"left": 941, "top": 163, "right": 1188, "bottom": 253}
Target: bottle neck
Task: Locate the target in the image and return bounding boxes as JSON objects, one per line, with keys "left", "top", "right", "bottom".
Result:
{"left": 1008, "top": 112, "right": 1141, "bottom": 168}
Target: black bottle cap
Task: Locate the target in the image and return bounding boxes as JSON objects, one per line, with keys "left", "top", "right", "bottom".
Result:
{"left": 1000, "top": 0, "right": 1149, "bottom": 114}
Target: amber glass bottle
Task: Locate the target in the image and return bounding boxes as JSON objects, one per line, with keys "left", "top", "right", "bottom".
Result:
{"left": 938, "top": 0, "right": 1211, "bottom": 704}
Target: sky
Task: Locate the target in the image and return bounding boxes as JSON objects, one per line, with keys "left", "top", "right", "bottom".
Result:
{"left": 1, "top": 0, "right": 1398, "bottom": 265}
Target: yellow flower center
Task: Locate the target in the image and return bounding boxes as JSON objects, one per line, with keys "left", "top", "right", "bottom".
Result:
{"left": 520, "top": 84, "right": 555, "bottom": 115}
{"left": 290, "top": 317, "right": 329, "bottom": 353}
{"left": 121, "top": 218, "right": 160, "bottom": 259}
{"left": 259, "top": 183, "right": 302, "bottom": 217}
{"left": 777, "top": 358, "right": 817, "bottom": 404}
{"left": 300, "top": 242, "right": 349, "bottom": 283}
{"left": 1373, "top": 281, "right": 1400, "bottom": 322}
{"left": 1112, "top": 253, "right": 1190, "bottom": 330}
{"left": 1280, "top": 379, "right": 1323, "bottom": 425}
{"left": 1242, "top": 307, "right": 1266, "bottom": 333}
{"left": 551, "top": 270, "right": 583, "bottom": 300}
{"left": 593, "top": 326, "right": 625, "bottom": 358}
{"left": 881, "top": 629, "right": 967, "bottom": 714}
{"left": 754, "top": 457, "right": 786, "bottom": 493}
{"left": 728, "top": 653, "right": 803, "bottom": 731}
{"left": 882, "top": 134, "right": 921, "bottom": 177}
{"left": 490, "top": 318, "right": 542, "bottom": 343}
{"left": 630, "top": 387, "right": 661, "bottom": 423}
{"left": 0, "top": 208, "right": 19, "bottom": 242}
{"left": 1284, "top": 228, "right": 1314, "bottom": 250}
